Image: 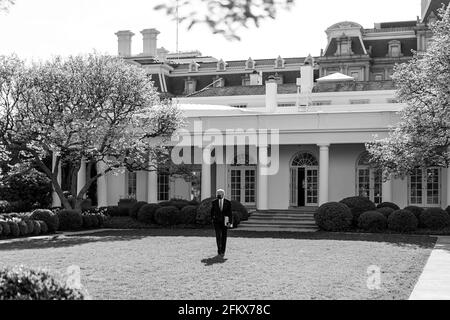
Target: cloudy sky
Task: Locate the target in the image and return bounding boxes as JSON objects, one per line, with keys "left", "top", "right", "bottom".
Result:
{"left": 0, "top": 0, "right": 421, "bottom": 61}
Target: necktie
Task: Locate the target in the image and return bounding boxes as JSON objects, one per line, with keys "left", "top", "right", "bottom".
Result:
{"left": 220, "top": 199, "right": 223, "bottom": 211}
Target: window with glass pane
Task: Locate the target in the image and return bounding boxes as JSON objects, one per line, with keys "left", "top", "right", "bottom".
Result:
{"left": 374, "top": 170, "right": 383, "bottom": 205}
{"left": 307, "top": 169, "right": 318, "bottom": 204}
{"left": 409, "top": 168, "right": 423, "bottom": 205}
{"left": 426, "top": 168, "right": 440, "bottom": 205}
{"left": 231, "top": 170, "right": 241, "bottom": 202}
{"left": 245, "top": 170, "right": 256, "bottom": 203}
{"left": 358, "top": 168, "right": 370, "bottom": 198}
{"left": 127, "top": 172, "right": 137, "bottom": 198}
{"left": 157, "top": 173, "right": 170, "bottom": 201}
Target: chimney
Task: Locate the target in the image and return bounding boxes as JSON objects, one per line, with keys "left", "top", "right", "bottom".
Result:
{"left": 300, "top": 55, "right": 314, "bottom": 94}
{"left": 141, "top": 28, "right": 160, "bottom": 57}
{"left": 115, "top": 30, "right": 134, "bottom": 57}
{"left": 157, "top": 47, "right": 169, "bottom": 61}
{"left": 265, "top": 76, "right": 278, "bottom": 113}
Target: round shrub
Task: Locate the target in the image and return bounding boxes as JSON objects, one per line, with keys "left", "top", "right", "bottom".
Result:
{"left": 30, "top": 209, "right": 59, "bottom": 233}
{"left": 96, "top": 214, "right": 105, "bottom": 227}
{"left": 169, "top": 199, "right": 190, "bottom": 210}
{"left": 105, "top": 206, "right": 129, "bottom": 217}
{"left": 358, "top": 211, "right": 388, "bottom": 232}
{"left": 137, "top": 204, "right": 161, "bottom": 224}
{"left": 314, "top": 202, "right": 353, "bottom": 232}
{"left": 154, "top": 206, "right": 179, "bottom": 226}
{"left": 89, "top": 215, "right": 99, "bottom": 228}
{"left": 404, "top": 206, "right": 425, "bottom": 220}
{"left": 377, "top": 207, "right": 395, "bottom": 218}
{"left": 0, "top": 223, "right": 2, "bottom": 235}
{"left": 38, "top": 221, "right": 48, "bottom": 234}
{"left": 340, "top": 197, "right": 376, "bottom": 225}
{"left": 196, "top": 197, "right": 214, "bottom": 225}
{"left": 129, "top": 201, "right": 148, "bottom": 219}
{"left": 420, "top": 208, "right": 450, "bottom": 230}
{"left": 188, "top": 199, "right": 200, "bottom": 206}
{"left": 32, "top": 220, "right": 41, "bottom": 236}
{"left": 177, "top": 205, "right": 198, "bottom": 225}
{"left": 0, "top": 266, "right": 86, "bottom": 300}
{"left": 446, "top": 206, "right": 450, "bottom": 215}
{"left": 158, "top": 201, "right": 173, "bottom": 207}
{"left": 25, "top": 220, "right": 35, "bottom": 235}
{"left": 18, "top": 221, "right": 29, "bottom": 236}
{"left": 377, "top": 202, "right": 400, "bottom": 211}
{"left": 232, "top": 211, "right": 241, "bottom": 227}
{"left": 57, "top": 210, "right": 83, "bottom": 231}
{"left": 8, "top": 221, "right": 20, "bottom": 237}
{"left": 231, "top": 200, "right": 249, "bottom": 221}
{"left": 82, "top": 215, "right": 93, "bottom": 229}
{"left": 0, "top": 221, "right": 10, "bottom": 236}
{"left": 388, "top": 210, "right": 418, "bottom": 233}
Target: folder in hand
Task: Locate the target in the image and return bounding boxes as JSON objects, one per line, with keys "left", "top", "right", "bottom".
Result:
{"left": 224, "top": 217, "right": 232, "bottom": 228}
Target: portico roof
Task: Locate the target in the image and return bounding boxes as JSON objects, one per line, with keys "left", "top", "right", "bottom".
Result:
{"left": 317, "top": 72, "right": 356, "bottom": 82}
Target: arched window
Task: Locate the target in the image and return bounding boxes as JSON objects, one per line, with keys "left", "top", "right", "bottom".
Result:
{"left": 291, "top": 153, "right": 318, "bottom": 167}
{"left": 356, "top": 152, "right": 382, "bottom": 204}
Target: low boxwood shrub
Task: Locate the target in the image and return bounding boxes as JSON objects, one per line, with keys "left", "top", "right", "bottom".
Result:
{"left": 104, "top": 206, "right": 129, "bottom": 217}
{"left": 154, "top": 206, "right": 179, "bottom": 226}
{"left": 377, "top": 207, "right": 395, "bottom": 218}
{"left": 188, "top": 199, "right": 200, "bottom": 206}
{"left": 0, "top": 266, "right": 86, "bottom": 300}
{"left": 32, "top": 220, "right": 41, "bottom": 236}
{"left": 232, "top": 211, "right": 241, "bottom": 228}
{"left": 129, "top": 201, "right": 148, "bottom": 219}
{"left": 340, "top": 197, "right": 376, "bottom": 225}
{"left": 446, "top": 206, "right": 450, "bottom": 215}
{"left": 314, "top": 202, "right": 353, "bottom": 232}
{"left": 82, "top": 215, "right": 93, "bottom": 229}
{"left": 196, "top": 197, "right": 215, "bottom": 225}
{"left": 420, "top": 208, "right": 450, "bottom": 230}
{"left": 358, "top": 211, "right": 388, "bottom": 232}
{"left": 377, "top": 202, "right": 400, "bottom": 211}
{"left": 177, "top": 205, "right": 198, "bottom": 225}
{"left": 8, "top": 221, "right": 20, "bottom": 237}
{"left": 158, "top": 201, "right": 173, "bottom": 207}
{"left": 388, "top": 210, "right": 418, "bottom": 233}
{"left": 18, "top": 220, "right": 29, "bottom": 236}
{"left": 137, "top": 204, "right": 161, "bottom": 224}
{"left": 404, "top": 206, "right": 424, "bottom": 220}
{"left": 169, "top": 199, "right": 191, "bottom": 210}
{"left": 231, "top": 200, "right": 249, "bottom": 221}
{"left": 57, "top": 210, "right": 83, "bottom": 231}
{"left": 25, "top": 220, "right": 35, "bottom": 235}
{"left": 30, "top": 209, "right": 59, "bottom": 232}
{"left": 0, "top": 220, "right": 10, "bottom": 236}
{"left": 38, "top": 221, "right": 48, "bottom": 234}
{"left": 0, "top": 223, "right": 2, "bottom": 235}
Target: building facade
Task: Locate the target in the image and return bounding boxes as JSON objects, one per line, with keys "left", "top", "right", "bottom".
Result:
{"left": 54, "top": 0, "right": 450, "bottom": 211}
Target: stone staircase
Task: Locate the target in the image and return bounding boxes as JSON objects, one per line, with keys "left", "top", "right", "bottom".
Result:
{"left": 234, "top": 208, "right": 319, "bottom": 232}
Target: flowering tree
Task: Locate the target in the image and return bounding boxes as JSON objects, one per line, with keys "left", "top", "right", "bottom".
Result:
{"left": 0, "top": 54, "right": 184, "bottom": 210}
{"left": 366, "top": 5, "right": 450, "bottom": 179}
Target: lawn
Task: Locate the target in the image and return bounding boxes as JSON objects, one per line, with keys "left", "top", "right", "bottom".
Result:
{"left": 0, "top": 229, "right": 436, "bottom": 300}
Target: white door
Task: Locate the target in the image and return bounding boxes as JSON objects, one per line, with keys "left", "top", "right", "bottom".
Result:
{"left": 409, "top": 167, "right": 441, "bottom": 207}
{"left": 290, "top": 167, "right": 319, "bottom": 207}
{"left": 229, "top": 167, "right": 256, "bottom": 206}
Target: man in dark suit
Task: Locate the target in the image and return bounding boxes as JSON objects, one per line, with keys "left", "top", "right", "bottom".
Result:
{"left": 210, "top": 189, "right": 233, "bottom": 257}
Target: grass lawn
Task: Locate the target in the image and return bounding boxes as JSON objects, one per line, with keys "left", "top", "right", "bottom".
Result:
{"left": 0, "top": 229, "right": 436, "bottom": 300}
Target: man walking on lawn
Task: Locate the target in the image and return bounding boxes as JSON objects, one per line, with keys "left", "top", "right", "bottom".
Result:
{"left": 211, "top": 189, "right": 233, "bottom": 258}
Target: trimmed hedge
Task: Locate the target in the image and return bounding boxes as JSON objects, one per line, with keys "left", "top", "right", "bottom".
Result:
{"left": 176, "top": 205, "right": 198, "bottom": 225}
{"left": 169, "top": 199, "right": 191, "bottom": 210}
{"left": 314, "top": 202, "right": 353, "bottom": 232}
{"left": 376, "top": 207, "right": 395, "bottom": 218}
{"left": 388, "top": 210, "right": 418, "bottom": 233}
{"left": 231, "top": 200, "right": 249, "bottom": 221}
{"left": 446, "top": 206, "right": 450, "bottom": 215}
{"left": 404, "top": 206, "right": 424, "bottom": 220}
{"left": 232, "top": 211, "right": 241, "bottom": 228}
{"left": 420, "top": 208, "right": 450, "bottom": 230}
{"left": 30, "top": 209, "right": 59, "bottom": 232}
{"left": 196, "top": 197, "right": 215, "bottom": 225}
{"left": 32, "top": 220, "right": 41, "bottom": 236}
{"left": 18, "top": 221, "right": 29, "bottom": 236}
{"left": 340, "top": 197, "right": 376, "bottom": 225}
{"left": 154, "top": 206, "right": 179, "bottom": 226}
{"left": 129, "top": 201, "right": 148, "bottom": 219}
{"left": 0, "top": 220, "right": 10, "bottom": 236}
{"left": 25, "top": 220, "right": 35, "bottom": 235}
{"left": 358, "top": 211, "right": 387, "bottom": 232}
{"left": 137, "top": 204, "right": 161, "bottom": 224}
{"left": 0, "top": 201, "right": 12, "bottom": 214}
{"left": 0, "top": 266, "right": 86, "bottom": 300}
{"left": 57, "top": 210, "right": 83, "bottom": 231}
{"left": 8, "top": 221, "right": 20, "bottom": 237}
{"left": 38, "top": 221, "right": 48, "bottom": 234}
{"left": 105, "top": 206, "right": 129, "bottom": 217}
{"left": 377, "top": 202, "right": 400, "bottom": 211}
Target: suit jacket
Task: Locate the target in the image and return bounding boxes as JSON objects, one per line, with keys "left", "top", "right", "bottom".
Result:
{"left": 211, "top": 198, "right": 232, "bottom": 226}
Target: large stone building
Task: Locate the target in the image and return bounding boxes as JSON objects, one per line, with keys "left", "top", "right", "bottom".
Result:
{"left": 56, "top": 0, "right": 450, "bottom": 211}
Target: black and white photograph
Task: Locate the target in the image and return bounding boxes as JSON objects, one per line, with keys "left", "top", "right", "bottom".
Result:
{"left": 0, "top": 0, "right": 450, "bottom": 308}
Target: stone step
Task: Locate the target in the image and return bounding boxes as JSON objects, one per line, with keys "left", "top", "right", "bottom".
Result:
{"left": 249, "top": 214, "right": 315, "bottom": 219}
{"left": 233, "top": 226, "right": 318, "bottom": 233}
{"left": 240, "top": 221, "right": 317, "bottom": 227}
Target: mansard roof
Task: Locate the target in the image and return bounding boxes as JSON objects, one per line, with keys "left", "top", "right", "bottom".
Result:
{"left": 324, "top": 37, "right": 367, "bottom": 57}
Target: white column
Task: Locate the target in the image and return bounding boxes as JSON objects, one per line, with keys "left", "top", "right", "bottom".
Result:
{"left": 257, "top": 146, "right": 269, "bottom": 211}
{"left": 96, "top": 162, "right": 108, "bottom": 208}
{"left": 76, "top": 159, "right": 87, "bottom": 198}
{"left": 318, "top": 144, "right": 330, "bottom": 206}
{"left": 201, "top": 147, "right": 212, "bottom": 200}
{"left": 51, "top": 152, "right": 62, "bottom": 208}
{"left": 382, "top": 176, "right": 393, "bottom": 203}
{"left": 147, "top": 170, "right": 158, "bottom": 203}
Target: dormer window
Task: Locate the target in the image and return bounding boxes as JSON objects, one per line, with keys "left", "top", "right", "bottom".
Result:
{"left": 275, "top": 56, "right": 285, "bottom": 69}
{"left": 246, "top": 57, "right": 255, "bottom": 70}
{"left": 387, "top": 40, "right": 403, "bottom": 58}
{"left": 335, "top": 36, "right": 354, "bottom": 56}
{"left": 189, "top": 61, "right": 199, "bottom": 72}
{"left": 217, "top": 59, "right": 227, "bottom": 71}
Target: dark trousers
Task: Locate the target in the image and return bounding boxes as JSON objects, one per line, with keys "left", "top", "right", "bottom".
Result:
{"left": 213, "top": 222, "right": 228, "bottom": 255}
